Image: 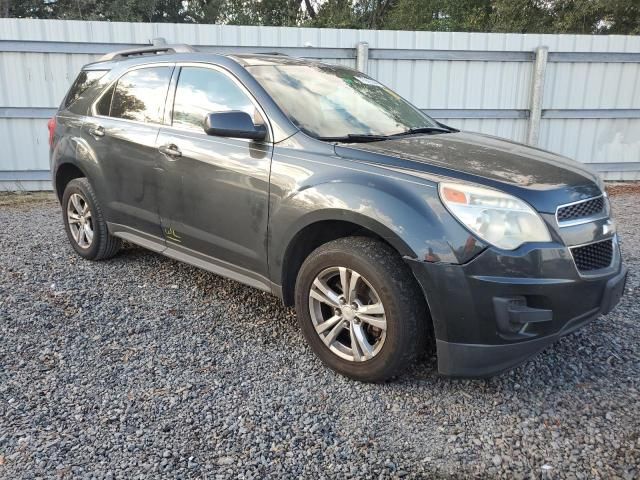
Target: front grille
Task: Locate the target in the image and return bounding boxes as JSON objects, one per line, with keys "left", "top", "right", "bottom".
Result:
{"left": 571, "top": 239, "right": 613, "bottom": 272}
{"left": 557, "top": 196, "right": 605, "bottom": 224}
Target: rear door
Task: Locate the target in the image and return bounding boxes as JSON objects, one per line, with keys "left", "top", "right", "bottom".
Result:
{"left": 155, "top": 64, "right": 273, "bottom": 279}
{"left": 83, "top": 64, "right": 174, "bottom": 247}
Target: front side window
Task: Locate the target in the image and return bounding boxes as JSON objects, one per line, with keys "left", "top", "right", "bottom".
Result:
{"left": 248, "top": 64, "right": 438, "bottom": 138}
{"left": 172, "top": 66, "right": 257, "bottom": 132}
{"left": 108, "top": 66, "right": 172, "bottom": 124}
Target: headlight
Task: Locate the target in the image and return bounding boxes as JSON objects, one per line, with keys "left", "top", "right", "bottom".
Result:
{"left": 439, "top": 182, "right": 551, "bottom": 250}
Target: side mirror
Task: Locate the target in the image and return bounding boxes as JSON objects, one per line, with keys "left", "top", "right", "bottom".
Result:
{"left": 204, "top": 111, "right": 267, "bottom": 141}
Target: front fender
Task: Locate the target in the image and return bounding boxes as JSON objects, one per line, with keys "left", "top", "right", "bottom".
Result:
{"left": 268, "top": 176, "right": 484, "bottom": 286}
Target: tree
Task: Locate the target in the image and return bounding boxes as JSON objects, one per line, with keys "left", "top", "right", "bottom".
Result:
{"left": 8, "top": 0, "right": 206, "bottom": 22}
{"left": 602, "top": 0, "right": 640, "bottom": 35}
{"left": 385, "top": 0, "right": 493, "bottom": 32}
{"left": 2, "top": 0, "right": 639, "bottom": 35}
{"left": 490, "top": 0, "right": 553, "bottom": 33}
{"left": 312, "top": 0, "right": 366, "bottom": 29}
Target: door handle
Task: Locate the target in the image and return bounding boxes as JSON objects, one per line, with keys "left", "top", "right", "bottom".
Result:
{"left": 89, "top": 125, "right": 105, "bottom": 138}
{"left": 159, "top": 144, "right": 182, "bottom": 158}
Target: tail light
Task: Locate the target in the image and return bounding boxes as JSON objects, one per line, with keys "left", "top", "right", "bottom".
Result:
{"left": 47, "top": 117, "right": 56, "bottom": 147}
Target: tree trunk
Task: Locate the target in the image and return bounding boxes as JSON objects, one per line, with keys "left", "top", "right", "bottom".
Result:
{"left": 370, "top": 0, "right": 393, "bottom": 29}
{"left": 0, "top": 0, "right": 10, "bottom": 18}
{"left": 304, "top": 0, "right": 316, "bottom": 19}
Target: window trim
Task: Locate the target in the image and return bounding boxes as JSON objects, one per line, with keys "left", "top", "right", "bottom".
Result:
{"left": 164, "top": 62, "right": 274, "bottom": 144}
{"left": 90, "top": 62, "right": 176, "bottom": 126}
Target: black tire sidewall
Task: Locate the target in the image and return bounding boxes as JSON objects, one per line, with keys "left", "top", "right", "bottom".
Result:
{"left": 61, "top": 179, "right": 102, "bottom": 259}
{"left": 295, "top": 240, "right": 423, "bottom": 382}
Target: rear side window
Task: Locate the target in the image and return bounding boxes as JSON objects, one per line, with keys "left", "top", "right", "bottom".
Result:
{"left": 64, "top": 70, "right": 107, "bottom": 108}
{"left": 107, "top": 66, "right": 172, "bottom": 124}
{"left": 172, "top": 67, "right": 257, "bottom": 131}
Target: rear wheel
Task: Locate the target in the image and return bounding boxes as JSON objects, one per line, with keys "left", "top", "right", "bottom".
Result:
{"left": 295, "top": 237, "right": 427, "bottom": 382}
{"left": 62, "top": 178, "right": 121, "bottom": 260}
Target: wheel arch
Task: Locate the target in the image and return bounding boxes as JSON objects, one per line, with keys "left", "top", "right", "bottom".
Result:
{"left": 270, "top": 176, "right": 466, "bottom": 305}
{"left": 52, "top": 131, "right": 107, "bottom": 203}
{"left": 278, "top": 210, "right": 417, "bottom": 307}
{"left": 54, "top": 162, "right": 88, "bottom": 203}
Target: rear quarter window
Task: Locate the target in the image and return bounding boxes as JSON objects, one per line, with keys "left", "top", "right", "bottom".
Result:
{"left": 64, "top": 70, "right": 107, "bottom": 109}
{"left": 95, "top": 84, "right": 115, "bottom": 117}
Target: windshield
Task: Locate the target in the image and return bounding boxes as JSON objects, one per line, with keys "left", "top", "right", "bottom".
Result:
{"left": 248, "top": 64, "right": 440, "bottom": 139}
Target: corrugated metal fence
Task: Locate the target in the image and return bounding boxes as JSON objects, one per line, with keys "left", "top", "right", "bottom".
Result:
{"left": 1, "top": 19, "right": 639, "bottom": 190}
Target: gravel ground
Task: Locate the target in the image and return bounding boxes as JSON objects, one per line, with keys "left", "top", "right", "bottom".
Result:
{"left": 0, "top": 190, "right": 638, "bottom": 479}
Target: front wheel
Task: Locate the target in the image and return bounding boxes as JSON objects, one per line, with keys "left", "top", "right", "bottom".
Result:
{"left": 295, "top": 237, "right": 428, "bottom": 382}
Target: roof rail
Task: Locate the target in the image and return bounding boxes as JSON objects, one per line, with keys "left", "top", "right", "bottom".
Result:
{"left": 99, "top": 44, "right": 197, "bottom": 62}
{"left": 255, "top": 51, "right": 289, "bottom": 56}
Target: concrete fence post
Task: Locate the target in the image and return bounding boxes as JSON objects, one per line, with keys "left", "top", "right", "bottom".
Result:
{"left": 356, "top": 42, "right": 369, "bottom": 73}
{"left": 527, "top": 46, "right": 549, "bottom": 146}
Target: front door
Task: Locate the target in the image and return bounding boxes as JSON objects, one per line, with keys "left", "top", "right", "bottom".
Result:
{"left": 156, "top": 65, "right": 273, "bottom": 280}
{"left": 84, "top": 65, "right": 174, "bottom": 245}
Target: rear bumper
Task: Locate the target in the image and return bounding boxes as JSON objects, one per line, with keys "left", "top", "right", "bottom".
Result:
{"left": 407, "top": 239, "right": 627, "bottom": 377}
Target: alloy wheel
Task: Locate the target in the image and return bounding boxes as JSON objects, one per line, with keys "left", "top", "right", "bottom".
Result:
{"left": 308, "top": 266, "right": 387, "bottom": 362}
{"left": 67, "top": 193, "right": 94, "bottom": 249}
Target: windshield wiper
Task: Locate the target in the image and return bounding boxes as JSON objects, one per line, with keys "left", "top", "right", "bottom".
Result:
{"left": 391, "top": 126, "right": 453, "bottom": 136}
{"left": 317, "top": 126, "right": 455, "bottom": 143}
{"left": 317, "top": 133, "right": 390, "bottom": 143}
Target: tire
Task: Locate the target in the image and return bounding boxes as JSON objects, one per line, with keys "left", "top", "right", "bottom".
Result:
{"left": 61, "top": 177, "right": 121, "bottom": 260}
{"left": 295, "top": 236, "right": 428, "bottom": 382}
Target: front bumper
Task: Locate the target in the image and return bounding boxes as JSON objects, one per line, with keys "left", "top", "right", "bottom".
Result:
{"left": 407, "top": 238, "right": 627, "bottom": 377}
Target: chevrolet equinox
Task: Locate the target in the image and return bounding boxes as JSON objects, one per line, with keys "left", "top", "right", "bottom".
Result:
{"left": 49, "top": 44, "right": 627, "bottom": 381}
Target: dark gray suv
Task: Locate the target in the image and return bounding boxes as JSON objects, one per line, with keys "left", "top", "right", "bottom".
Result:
{"left": 49, "top": 44, "right": 627, "bottom": 382}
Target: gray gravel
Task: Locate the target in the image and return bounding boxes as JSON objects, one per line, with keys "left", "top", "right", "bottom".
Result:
{"left": 0, "top": 190, "right": 638, "bottom": 479}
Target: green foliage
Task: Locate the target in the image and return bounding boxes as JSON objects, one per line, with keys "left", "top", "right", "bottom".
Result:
{"left": 490, "top": 0, "right": 553, "bottom": 33}
{"left": 4, "top": 0, "right": 640, "bottom": 35}
{"left": 313, "top": 0, "right": 361, "bottom": 28}
{"left": 10, "top": 0, "right": 190, "bottom": 22}
{"left": 384, "top": 0, "right": 493, "bottom": 32}
{"left": 604, "top": 0, "right": 640, "bottom": 35}
{"left": 220, "top": 0, "right": 305, "bottom": 26}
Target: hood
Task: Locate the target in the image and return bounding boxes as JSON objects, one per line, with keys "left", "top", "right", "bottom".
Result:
{"left": 335, "top": 131, "right": 603, "bottom": 213}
